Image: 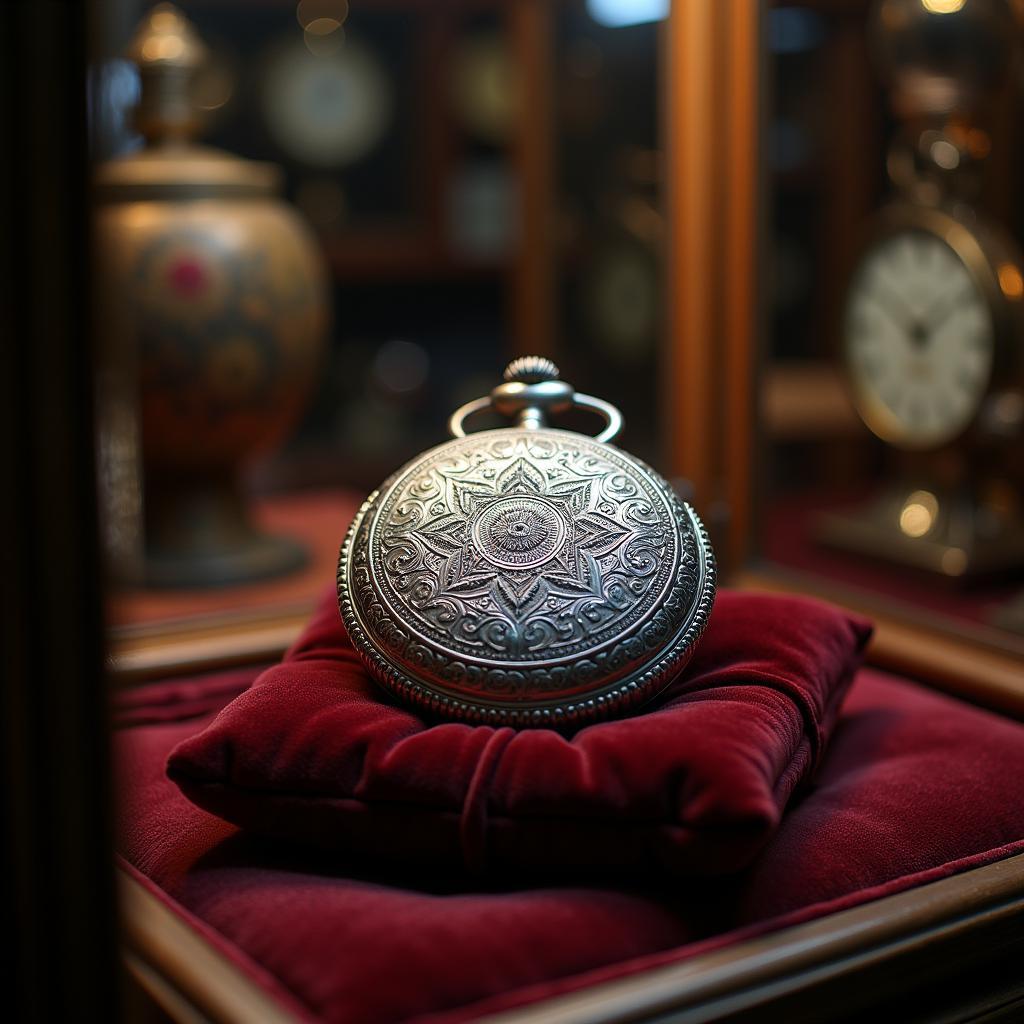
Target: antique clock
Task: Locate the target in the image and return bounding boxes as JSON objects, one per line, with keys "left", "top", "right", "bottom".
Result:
{"left": 825, "top": 188, "right": 1024, "bottom": 577}
{"left": 819, "top": 0, "right": 1024, "bottom": 579}
{"left": 843, "top": 200, "right": 1016, "bottom": 451}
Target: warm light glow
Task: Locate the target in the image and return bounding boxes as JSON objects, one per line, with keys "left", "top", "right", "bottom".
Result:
{"left": 150, "top": 10, "right": 178, "bottom": 32}
{"left": 941, "top": 548, "right": 968, "bottom": 576}
{"left": 142, "top": 34, "right": 185, "bottom": 61}
{"left": 297, "top": 0, "right": 348, "bottom": 55}
{"left": 899, "top": 503, "right": 932, "bottom": 537}
{"left": 998, "top": 264, "right": 1024, "bottom": 300}
{"left": 305, "top": 17, "right": 342, "bottom": 37}
{"left": 899, "top": 490, "right": 938, "bottom": 538}
{"left": 921, "top": 0, "right": 965, "bottom": 13}
{"left": 929, "top": 138, "right": 959, "bottom": 170}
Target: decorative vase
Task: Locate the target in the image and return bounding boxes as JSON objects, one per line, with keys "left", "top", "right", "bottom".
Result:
{"left": 95, "top": 4, "right": 329, "bottom": 587}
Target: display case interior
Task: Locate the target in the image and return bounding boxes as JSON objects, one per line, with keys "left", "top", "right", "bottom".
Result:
{"left": 95, "top": 0, "right": 669, "bottom": 678}
{"left": 751, "top": 0, "right": 1024, "bottom": 702}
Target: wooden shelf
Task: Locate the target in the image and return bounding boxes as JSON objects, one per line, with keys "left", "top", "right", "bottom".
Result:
{"left": 323, "top": 231, "right": 508, "bottom": 280}
{"left": 762, "top": 361, "right": 860, "bottom": 439}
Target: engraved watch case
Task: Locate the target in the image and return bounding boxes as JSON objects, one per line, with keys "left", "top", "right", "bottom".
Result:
{"left": 337, "top": 357, "right": 716, "bottom": 727}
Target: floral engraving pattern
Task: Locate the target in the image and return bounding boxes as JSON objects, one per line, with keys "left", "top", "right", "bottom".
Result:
{"left": 340, "top": 429, "right": 715, "bottom": 717}
{"left": 349, "top": 431, "right": 702, "bottom": 694}
{"left": 474, "top": 496, "right": 566, "bottom": 569}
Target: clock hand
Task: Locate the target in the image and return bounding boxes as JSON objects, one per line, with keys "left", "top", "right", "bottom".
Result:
{"left": 870, "top": 286, "right": 920, "bottom": 338}
{"left": 920, "top": 283, "right": 975, "bottom": 338}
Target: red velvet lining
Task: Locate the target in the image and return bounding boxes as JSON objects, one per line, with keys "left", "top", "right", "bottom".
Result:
{"left": 116, "top": 661, "right": 1024, "bottom": 1024}
{"left": 166, "top": 588, "right": 871, "bottom": 876}
{"left": 409, "top": 836, "right": 1024, "bottom": 1024}
{"left": 116, "top": 666, "right": 262, "bottom": 727}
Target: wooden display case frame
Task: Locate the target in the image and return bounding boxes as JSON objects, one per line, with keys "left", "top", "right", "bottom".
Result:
{"left": 120, "top": 850, "right": 1024, "bottom": 1023}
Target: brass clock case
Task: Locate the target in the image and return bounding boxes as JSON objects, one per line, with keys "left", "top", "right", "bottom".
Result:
{"left": 337, "top": 358, "right": 716, "bottom": 728}
{"left": 843, "top": 202, "right": 1023, "bottom": 451}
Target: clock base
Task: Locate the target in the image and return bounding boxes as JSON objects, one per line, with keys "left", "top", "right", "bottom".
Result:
{"left": 139, "top": 478, "right": 309, "bottom": 589}
{"left": 815, "top": 486, "right": 1024, "bottom": 581}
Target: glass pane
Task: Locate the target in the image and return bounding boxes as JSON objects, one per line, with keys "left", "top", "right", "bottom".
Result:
{"left": 759, "top": 0, "right": 1024, "bottom": 655}
{"left": 90, "top": 0, "right": 666, "bottom": 672}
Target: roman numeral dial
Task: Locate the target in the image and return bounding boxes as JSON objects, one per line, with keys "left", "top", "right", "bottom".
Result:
{"left": 844, "top": 227, "right": 995, "bottom": 448}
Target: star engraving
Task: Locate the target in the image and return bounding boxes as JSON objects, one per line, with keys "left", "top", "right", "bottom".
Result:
{"left": 378, "top": 437, "right": 673, "bottom": 659}
{"left": 391, "top": 448, "right": 639, "bottom": 635}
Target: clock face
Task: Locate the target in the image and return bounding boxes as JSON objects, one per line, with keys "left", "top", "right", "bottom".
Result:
{"left": 844, "top": 227, "right": 995, "bottom": 448}
{"left": 262, "top": 40, "right": 392, "bottom": 168}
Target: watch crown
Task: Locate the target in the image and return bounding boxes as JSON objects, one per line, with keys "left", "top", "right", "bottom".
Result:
{"left": 503, "top": 356, "right": 560, "bottom": 384}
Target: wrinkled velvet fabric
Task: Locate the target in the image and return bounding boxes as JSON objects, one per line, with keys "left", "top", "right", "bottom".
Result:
{"left": 119, "top": 663, "right": 1024, "bottom": 1024}
{"left": 167, "top": 588, "right": 871, "bottom": 875}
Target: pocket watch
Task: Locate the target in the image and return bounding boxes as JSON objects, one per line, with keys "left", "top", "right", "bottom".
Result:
{"left": 337, "top": 357, "right": 716, "bottom": 727}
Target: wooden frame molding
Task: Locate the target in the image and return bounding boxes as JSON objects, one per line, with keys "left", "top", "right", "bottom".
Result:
{"left": 735, "top": 566, "right": 1024, "bottom": 717}
{"left": 120, "top": 870, "right": 302, "bottom": 1024}
{"left": 109, "top": 602, "right": 316, "bottom": 684}
{"left": 664, "top": 0, "right": 761, "bottom": 570}
{"left": 3, "top": 1, "right": 119, "bottom": 1018}
{"left": 120, "top": 853, "right": 1024, "bottom": 1024}
{"left": 487, "top": 854, "right": 1024, "bottom": 1023}
{"left": 509, "top": 0, "right": 555, "bottom": 358}
{"left": 665, "top": 0, "right": 718, "bottom": 513}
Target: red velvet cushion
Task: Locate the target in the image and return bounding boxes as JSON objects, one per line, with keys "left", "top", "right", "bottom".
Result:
{"left": 167, "top": 587, "right": 871, "bottom": 875}
{"left": 118, "top": 666, "right": 1024, "bottom": 1024}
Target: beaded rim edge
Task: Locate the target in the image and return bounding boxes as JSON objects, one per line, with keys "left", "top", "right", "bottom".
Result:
{"left": 337, "top": 487, "right": 716, "bottom": 729}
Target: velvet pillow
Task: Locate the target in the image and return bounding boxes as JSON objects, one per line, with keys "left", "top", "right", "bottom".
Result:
{"left": 167, "top": 587, "right": 871, "bottom": 876}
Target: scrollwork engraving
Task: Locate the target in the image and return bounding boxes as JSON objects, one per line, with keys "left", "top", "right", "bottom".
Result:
{"left": 338, "top": 428, "right": 715, "bottom": 720}
{"left": 351, "top": 430, "right": 702, "bottom": 695}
